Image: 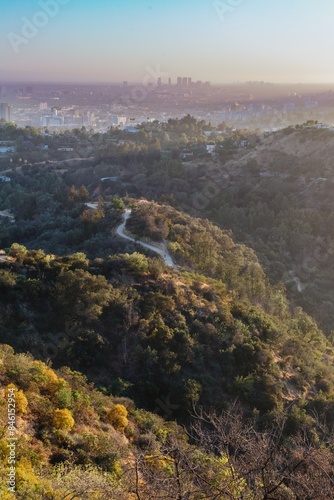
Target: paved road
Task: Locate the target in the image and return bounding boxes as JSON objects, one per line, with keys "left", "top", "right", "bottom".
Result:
{"left": 288, "top": 271, "right": 304, "bottom": 293}
{"left": 0, "top": 210, "right": 15, "bottom": 223}
{"left": 85, "top": 202, "right": 99, "bottom": 209}
{"left": 116, "top": 209, "right": 176, "bottom": 268}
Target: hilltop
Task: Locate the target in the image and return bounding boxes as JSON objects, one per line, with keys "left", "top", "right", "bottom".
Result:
{"left": 228, "top": 126, "right": 334, "bottom": 170}
{"left": 201, "top": 126, "right": 334, "bottom": 333}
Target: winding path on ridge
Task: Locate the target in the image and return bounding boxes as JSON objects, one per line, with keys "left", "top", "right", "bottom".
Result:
{"left": 85, "top": 203, "right": 177, "bottom": 268}
{"left": 116, "top": 209, "right": 176, "bottom": 269}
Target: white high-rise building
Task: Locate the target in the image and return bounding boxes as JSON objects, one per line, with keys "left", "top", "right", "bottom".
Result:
{"left": 111, "top": 115, "right": 127, "bottom": 126}
{"left": 0, "top": 103, "right": 13, "bottom": 122}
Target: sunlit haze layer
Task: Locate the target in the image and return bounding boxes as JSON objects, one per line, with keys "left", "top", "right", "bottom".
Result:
{"left": 1, "top": 0, "right": 334, "bottom": 84}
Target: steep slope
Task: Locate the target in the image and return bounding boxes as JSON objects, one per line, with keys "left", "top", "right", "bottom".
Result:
{"left": 204, "top": 126, "right": 334, "bottom": 333}
{"left": 0, "top": 345, "right": 256, "bottom": 499}
{"left": 1, "top": 201, "right": 334, "bottom": 497}
{"left": 0, "top": 202, "right": 334, "bottom": 423}
{"left": 2, "top": 346, "right": 334, "bottom": 499}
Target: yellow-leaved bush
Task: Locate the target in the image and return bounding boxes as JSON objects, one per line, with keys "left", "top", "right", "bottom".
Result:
{"left": 106, "top": 404, "right": 128, "bottom": 432}
{"left": 16, "top": 390, "right": 28, "bottom": 415}
{"left": 31, "top": 361, "right": 60, "bottom": 393}
{"left": 53, "top": 408, "right": 75, "bottom": 431}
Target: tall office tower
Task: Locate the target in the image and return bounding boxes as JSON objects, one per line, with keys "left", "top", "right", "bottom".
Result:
{"left": 188, "top": 77, "right": 192, "bottom": 87}
{"left": 182, "top": 77, "right": 188, "bottom": 87}
{"left": 157, "top": 77, "right": 162, "bottom": 86}
{"left": 177, "top": 77, "right": 182, "bottom": 86}
{"left": 0, "top": 103, "right": 13, "bottom": 122}
{"left": 168, "top": 78, "right": 172, "bottom": 85}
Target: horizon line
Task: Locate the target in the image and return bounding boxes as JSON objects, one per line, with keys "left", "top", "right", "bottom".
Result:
{"left": 2, "top": 80, "right": 334, "bottom": 87}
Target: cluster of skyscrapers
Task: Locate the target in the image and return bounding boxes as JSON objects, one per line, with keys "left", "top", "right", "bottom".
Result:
{"left": 177, "top": 77, "right": 193, "bottom": 87}
{"left": 175, "top": 77, "right": 210, "bottom": 88}
{"left": 122, "top": 77, "right": 209, "bottom": 88}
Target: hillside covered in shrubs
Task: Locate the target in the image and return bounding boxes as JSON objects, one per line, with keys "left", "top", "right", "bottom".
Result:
{"left": 1, "top": 201, "right": 334, "bottom": 497}
{"left": 1, "top": 345, "right": 334, "bottom": 499}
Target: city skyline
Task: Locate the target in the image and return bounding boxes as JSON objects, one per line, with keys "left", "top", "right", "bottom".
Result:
{"left": 1, "top": 0, "right": 334, "bottom": 84}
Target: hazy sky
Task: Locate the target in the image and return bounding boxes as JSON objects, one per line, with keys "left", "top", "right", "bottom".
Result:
{"left": 1, "top": 0, "right": 334, "bottom": 84}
